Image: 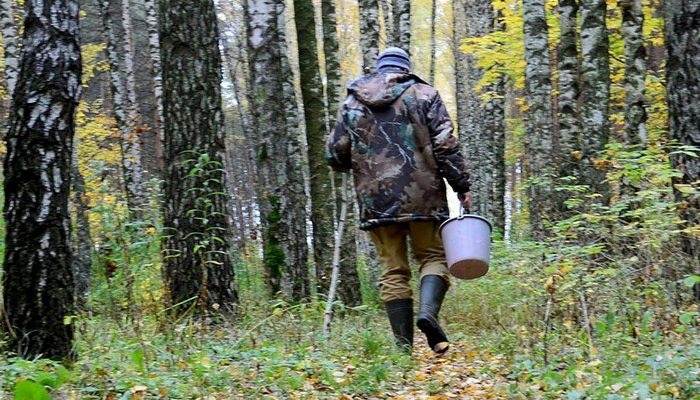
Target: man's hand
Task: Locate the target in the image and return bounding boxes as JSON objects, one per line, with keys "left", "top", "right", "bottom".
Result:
{"left": 458, "top": 192, "right": 472, "bottom": 213}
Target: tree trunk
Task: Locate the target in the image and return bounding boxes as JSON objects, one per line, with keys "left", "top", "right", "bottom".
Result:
{"left": 2, "top": 0, "right": 80, "bottom": 359}
{"left": 121, "top": 0, "right": 139, "bottom": 132}
{"left": 359, "top": 0, "right": 381, "bottom": 71}
{"left": 557, "top": 0, "right": 580, "bottom": 178}
{"left": 100, "top": 0, "right": 148, "bottom": 217}
{"left": 322, "top": 0, "right": 361, "bottom": 305}
{"left": 488, "top": 79, "right": 507, "bottom": 231}
{"left": 457, "top": 0, "right": 506, "bottom": 230}
{"left": 665, "top": 0, "right": 699, "bottom": 282}
{"left": 72, "top": 137, "right": 94, "bottom": 304}
{"left": 0, "top": 0, "right": 18, "bottom": 95}
{"left": 621, "top": 0, "right": 647, "bottom": 145}
{"left": 159, "top": 0, "right": 239, "bottom": 314}
{"left": 580, "top": 0, "right": 610, "bottom": 198}
{"left": 247, "top": 0, "right": 310, "bottom": 301}
{"left": 322, "top": 0, "right": 342, "bottom": 118}
{"left": 144, "top": 0, "right": 165, "bottom": 173}
{"left": 380, "top": 0, "right": 393, "bottom": 43}
{"left": 455, "top": 0, "right": 481, "bottom": 213}
{"left": 523, "top": 0, "right": 555, "bottom": 238}
{"left": 392, "top": 0, "right": 410, "bottom": 51}
{"left": 294, "top": 0, "right": 336, "bottom": 299}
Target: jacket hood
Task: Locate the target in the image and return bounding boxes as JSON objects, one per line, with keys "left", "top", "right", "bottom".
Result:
{"left": 348, "top": 72, "right": 426, "bottom": 109}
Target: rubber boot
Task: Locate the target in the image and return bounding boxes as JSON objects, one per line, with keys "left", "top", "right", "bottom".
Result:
{"left": 416, "top": 275, "right": 449, "bottom": 353}
{"left": 385, "top": 298, "right": 414, "bottom": 352}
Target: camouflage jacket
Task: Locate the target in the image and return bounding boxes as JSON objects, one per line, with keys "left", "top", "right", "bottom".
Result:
{"left": 326, "top": 72, "right": 471, "bottom": 230}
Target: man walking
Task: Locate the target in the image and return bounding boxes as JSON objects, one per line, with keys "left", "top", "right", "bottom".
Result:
{"left": 326, "top": 48, "right": 472, "bottom": 353}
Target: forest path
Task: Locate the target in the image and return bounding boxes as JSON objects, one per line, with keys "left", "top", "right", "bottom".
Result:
{"left": 379, "top": 336, "right": 512, "bottom": 399}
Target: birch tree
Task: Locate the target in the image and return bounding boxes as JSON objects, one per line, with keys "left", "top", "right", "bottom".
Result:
{"left": 322, "top": 0, "right": 342, "bottom": 116}
{"left": 621, "top": 0, "right": 647, "bottom": 145}
{"left": 159, "top": 0, "right": 239, "bottom": 313}
{"left": 429, "top": 0, "right": 437, "bottom": 84}
{"left": 247, "top": 0, "right": 310, "bottom": 301}
{"left": 392, "top": 0, "right": 410, "bottom": 51}
{"left": 523, "top": 0, "right": 555, "bottom": 238}
{"left": 2, "top": 0, "right": 81, "bottom": 359}
{"left": 100, "top": 0, "right": 148, "bottom": 217}
{"left": 1, "top": 0, "right": 18, "bottom": 96}
{"left": 665, "top": 0, "right": 700, "bottom": 274}
{"left": 380, "top": 0, "right": 393, "bottom": 42}
{"left": 457, "top": 0, "right": 506, "bottom": 229}
{"left": 580, "top": 0, "right": 610, "bottom": 198}
{"left": 359, "top": 0, "right": 381, "bottom": 71}
{"left": 144, "top": 0, "right": 165, "bottom": 150}
{"left": 557, "top": 0, "right": 580, "bottom": 178}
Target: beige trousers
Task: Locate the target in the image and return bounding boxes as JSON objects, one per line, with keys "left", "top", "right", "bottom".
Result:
{"left": 369, "top": 221, "right": 451, "bottom": 303}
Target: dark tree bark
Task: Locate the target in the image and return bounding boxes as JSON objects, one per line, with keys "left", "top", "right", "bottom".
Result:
{"left": 665, "top": 0, "right": 699, "bottom": 281}
{"left": 72, "top": 139, "right": 94, "bottom": 303}
{"left": 621, "top": 0, "right": 647, "bottom": 145}
{"left": 523, "top": 0, "right": 555, "bottom": 238}
{"left": 2, "top": 0, "right": 81, "bottom": 359}
{"left": 159, "top": 0, "right": 238, "bottom": 314}
{"left": 580, "top": 0, "right": 610, "bottom": 198}
{"left": 294, "top": 0, "right": 336, "bottom": 299}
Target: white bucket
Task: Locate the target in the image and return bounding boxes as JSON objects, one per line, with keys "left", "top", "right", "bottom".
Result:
{"left": 439, "top": 214, "right": 492, "bottom": 280}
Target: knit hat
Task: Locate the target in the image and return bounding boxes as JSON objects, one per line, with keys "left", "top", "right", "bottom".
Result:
{"left": 377, "top": 47, "right": 411, "bottom": 72}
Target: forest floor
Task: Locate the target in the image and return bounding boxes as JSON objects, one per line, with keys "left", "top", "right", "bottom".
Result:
{"left": 380, "top": 336, "right": 511, "bottom": 399}
{"left": 1, "top": 240, "right": 699, "bottom": 398}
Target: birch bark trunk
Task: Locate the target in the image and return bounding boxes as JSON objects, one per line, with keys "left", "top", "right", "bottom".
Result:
{"left": 523, "top": 0, "right": 555, "bottom": 238}
{"left": 380, "top": 0, "right": 393, "bottom": 43}
{"left": 580, "top": 0, "right": 610, "bottom": 199}
{"left": 0, "top": 0, "right": 18, "bottom": 95}
{"left": 144, "top": 0, "right": 165, "bottom": 170}
{"left": 360, "top": 0, "right": 381, "bottom": 71}
{"left": 621, "top": 0, "right": 647, "bottom": 145}
{"left": 247, "top": 0, "right": 310, "bottom": 301}
{"left": 392, "top": 0, "right": 410, "bottom": 51}
{"left": 100, "top": 0, "right": 148, "bottom": 217}
{"left": 3, "top": 0, "right": 81, "bottom": 359}
{"left": 557, "top": 0, "right": 580, "bottom": 178}
{"left": 457, "top": 0, "right": 506, "bottom": 229}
